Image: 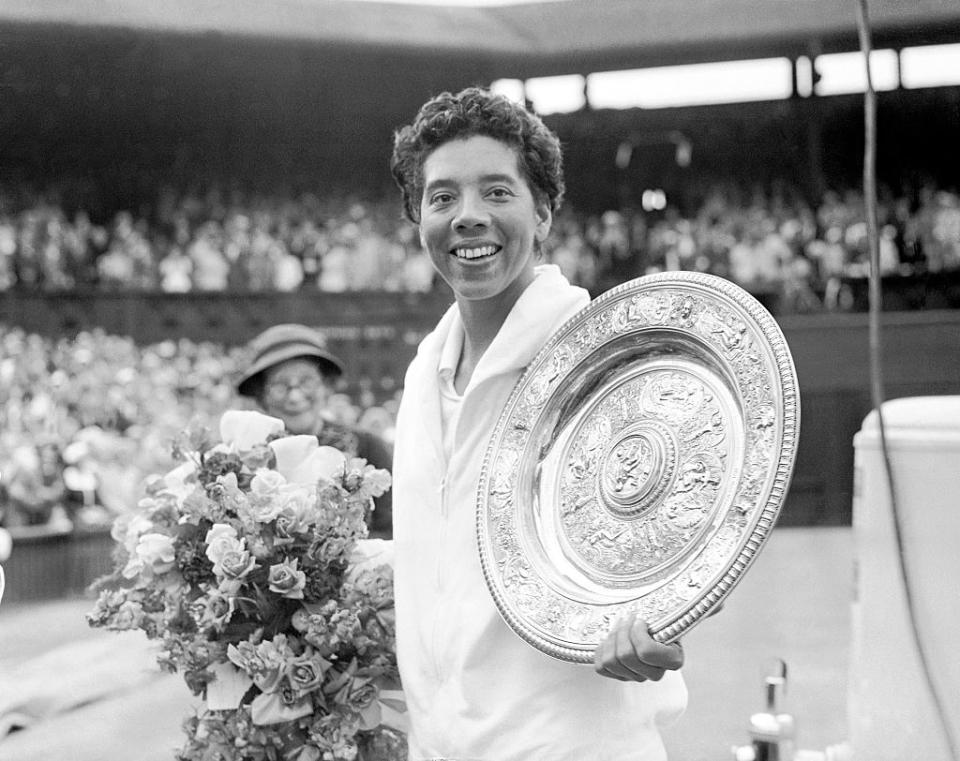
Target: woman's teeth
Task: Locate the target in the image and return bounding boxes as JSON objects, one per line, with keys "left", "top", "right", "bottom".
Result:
{"left": 454, "top": 245, "right": 498, "bottom": 259}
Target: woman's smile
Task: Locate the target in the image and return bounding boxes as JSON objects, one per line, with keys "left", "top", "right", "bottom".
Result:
{"left": 451, "top": 242, "right": 502, "bottom": 260}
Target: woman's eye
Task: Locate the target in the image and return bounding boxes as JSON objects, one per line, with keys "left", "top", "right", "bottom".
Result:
{"left": 430, "top": 192, "right": 454, "bottom": 206}
{"left": 488, "top": 187, "right": 513, "bottom": 199}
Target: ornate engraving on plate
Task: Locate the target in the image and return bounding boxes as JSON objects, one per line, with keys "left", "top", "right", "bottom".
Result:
{"left": 600, "top": 430, "right": 663, "bottom": 511}
{"left": 477, "top": 272, "right": 800, "bottom": 663}
{"left": 555, "top": 370, "right": 731, "bottom": 579}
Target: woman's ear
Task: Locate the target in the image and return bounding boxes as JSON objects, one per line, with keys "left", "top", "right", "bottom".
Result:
{"left": 534, "top": 199, "right": 553, "bottom": 244}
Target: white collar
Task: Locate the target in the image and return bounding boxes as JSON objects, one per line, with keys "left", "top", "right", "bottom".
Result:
{"left": 415, "top": 264, "right": 590, "bottom": 393}
{"left": 438, "top": 312, "right": 464, "bottom": 383}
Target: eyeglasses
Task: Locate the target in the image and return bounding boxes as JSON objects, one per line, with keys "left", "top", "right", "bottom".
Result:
{"left": 264, "top": 375, "right": 325, "bottom": 399}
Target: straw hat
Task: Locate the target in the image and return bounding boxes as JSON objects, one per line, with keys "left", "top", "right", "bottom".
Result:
{"left": 236, "top": 324, "right": 345, "bottom": 398}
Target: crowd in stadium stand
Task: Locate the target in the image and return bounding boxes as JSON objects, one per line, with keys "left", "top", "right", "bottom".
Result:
{"left": 2, "top": 179, "right": 958, "bottom": 531}
{"left": 0, "top": 184, "right": 436, "bottom": 294}
{"left": 549, "top": 180, "right": 960, "bottom": 310}
{"left": 2, "top": 181, "right": 958, "bottom": 310}
{"left": 0, "top": 326, "right": 399, "bottom": 531}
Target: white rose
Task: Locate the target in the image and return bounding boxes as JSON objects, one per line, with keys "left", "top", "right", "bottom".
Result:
{"left": 133, "top": 533, "right": 176, "bottom": 575}
{"left": 270, "top": 436, "right": 345, "bottom": 486}
{"left": 161, "top": 460, "right": 198, "bottom": 502}
{"left": 277, "top": 484, "right": 316, "bottom": 520}
{"left": 348, "top": 538, "right": 395, "bottom": 581}
{"left": 292, "top": 446, "right": 345, "bottom": 486}
{"left": 269, "top": 436, "right": 318, "bottom": 480}
{"left": 250, "top": 469, "right": 287, "bottom": 497}
{"left": 205, "top": 523, "right": 241, "bottom": 565}
{"left": 219, "top": 410, "right": 285, "bottom": 451}
{"left": 246, "top": 495, "right": 283, "bottom": 525}
{"left": 112, "top": 512, "right": 155, "bottom": 555}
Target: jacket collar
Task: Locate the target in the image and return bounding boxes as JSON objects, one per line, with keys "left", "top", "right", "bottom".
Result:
{"left": 405, "top": 264, "right": 589, "bottom": 469}
{"left": 418, "top": 264, "right": 588, "bottom": 391}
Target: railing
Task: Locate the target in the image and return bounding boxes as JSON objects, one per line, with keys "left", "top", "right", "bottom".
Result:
{"left": 1, "top": 525, "right": 114, "bottom": 603}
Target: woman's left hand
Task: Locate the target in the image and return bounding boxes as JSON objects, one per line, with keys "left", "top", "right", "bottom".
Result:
{"left": 593, "top": 613, "right": 684, "bottom": 682}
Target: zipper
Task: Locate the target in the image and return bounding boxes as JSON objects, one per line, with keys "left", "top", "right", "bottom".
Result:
{"left": 434, "top": 472, "right": 449, "bottom": 594}
{"left": 438, "top": 474, "right": 448, "bottom": 519}
{"left": 431, "top": 469, "right": 449, "bottom": 692}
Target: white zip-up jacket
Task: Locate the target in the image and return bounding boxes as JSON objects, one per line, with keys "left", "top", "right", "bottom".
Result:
{"left": 393, "top": 265, "right": 687, "bottom": 761}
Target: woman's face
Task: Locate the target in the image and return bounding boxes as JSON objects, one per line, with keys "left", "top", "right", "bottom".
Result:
{"left": 418, "top": 135, "right": 552, "bottom": 310}
{"left": 259, "top": 357, "right": 330, "bottom": 435}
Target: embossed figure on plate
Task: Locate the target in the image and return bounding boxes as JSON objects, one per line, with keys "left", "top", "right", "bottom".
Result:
{"left": 555, "top": 366, "right": 735, "bottom": 581}
{"left": 604, "top": 435, "right": 657, "bottom": 500}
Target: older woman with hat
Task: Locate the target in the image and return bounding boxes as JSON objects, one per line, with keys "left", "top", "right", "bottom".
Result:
{"left": 236, "top": 323, "right": 392, "bottom": 538}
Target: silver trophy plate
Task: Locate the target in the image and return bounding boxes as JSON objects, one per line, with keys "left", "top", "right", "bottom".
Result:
{"left": 477, "top": 272, "right": 800, "bottom": 662}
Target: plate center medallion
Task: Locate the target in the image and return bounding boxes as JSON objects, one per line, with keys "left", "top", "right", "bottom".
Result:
{"left": 599, "top": 423, "right": 675, "bottom": 519}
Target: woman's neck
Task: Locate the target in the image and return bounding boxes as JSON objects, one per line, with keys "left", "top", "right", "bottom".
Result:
{"left": 454, "top": 282, "right": 527, "bottom": 393}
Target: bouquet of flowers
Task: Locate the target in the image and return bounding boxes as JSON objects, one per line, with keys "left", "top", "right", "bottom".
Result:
{"left": 87, "top": 410, "right": 406, "bottom": 761}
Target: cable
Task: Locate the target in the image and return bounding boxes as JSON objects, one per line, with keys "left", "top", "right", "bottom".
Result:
{"left": 854, "top": 2, "right": 959, "bottom": 758}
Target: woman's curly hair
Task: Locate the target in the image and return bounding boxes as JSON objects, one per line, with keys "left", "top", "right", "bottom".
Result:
{"left": 390, "top": 87, "right": 565, "bottom": 224}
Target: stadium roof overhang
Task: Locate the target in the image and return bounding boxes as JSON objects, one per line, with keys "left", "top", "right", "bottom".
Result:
{"left": 2, "top": 0, "right": 959, "bottom": 79}
{"left": 2, "top": 0, "right": 957, "bottom": 199}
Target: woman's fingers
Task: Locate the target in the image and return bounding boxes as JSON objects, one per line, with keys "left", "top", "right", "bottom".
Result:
{"left": 593, "top": 614, "right": 685, "bottom": 682}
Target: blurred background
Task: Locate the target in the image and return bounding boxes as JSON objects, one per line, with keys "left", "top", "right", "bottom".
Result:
{"left": 0, "top": 0, "right": 958, "bottom": 758}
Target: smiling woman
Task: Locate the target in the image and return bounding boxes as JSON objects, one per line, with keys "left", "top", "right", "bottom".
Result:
{"left": 391, "top": 88, "right": 565, "bottom": 377}
{"left": 387, "top": 87, "right": 686, "bottom": 761}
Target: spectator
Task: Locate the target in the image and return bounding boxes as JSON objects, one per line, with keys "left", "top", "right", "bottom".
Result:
{"left": 189, "top": 222, "right": 230, "bottom": 290}
{"left": 235, "top": 323, "right": 393, "bottom": 538}
{"left": 158, "top": 246, "right": 194, "bottom": 292}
